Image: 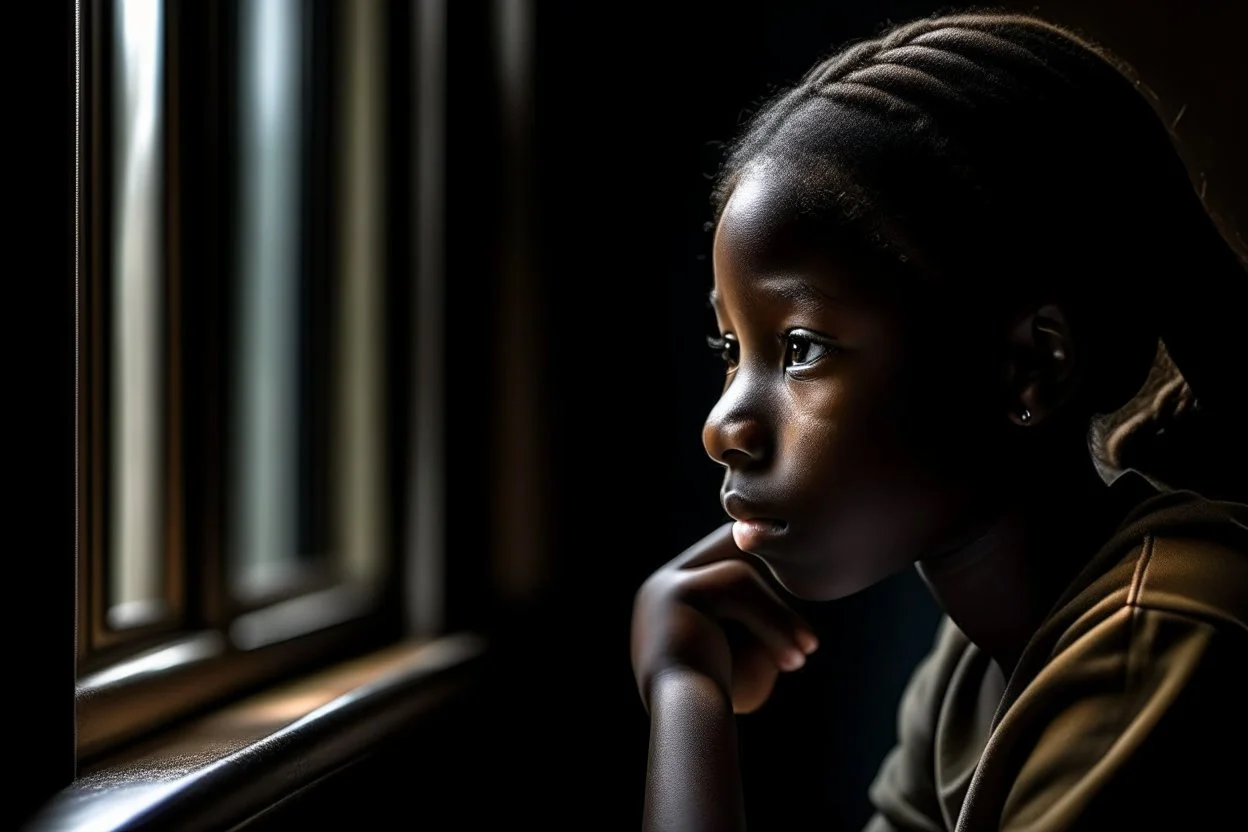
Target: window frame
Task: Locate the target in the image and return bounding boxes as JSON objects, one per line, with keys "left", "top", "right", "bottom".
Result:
{"left": 75, "top": 0, "right": 412, "bottom": 765}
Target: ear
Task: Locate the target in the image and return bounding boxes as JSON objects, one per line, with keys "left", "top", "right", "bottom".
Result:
{"left": 1005, "top": 303, "right": 1078, "bottom": 427}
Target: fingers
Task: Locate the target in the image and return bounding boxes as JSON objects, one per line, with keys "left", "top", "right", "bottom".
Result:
{"left": 632, "top": 527, "right": 821, "bottom": 716}
{"left": 668, "top": 525, "right": 801, "bottom": 619}
{"left": 667, "top": 522, "right": 741, "bottom": 570}
{"left": 729, "top": 641, "right": 780, "bottom": 714}
{"left": 687, "top": 558, "right": 819, "bottom": 671}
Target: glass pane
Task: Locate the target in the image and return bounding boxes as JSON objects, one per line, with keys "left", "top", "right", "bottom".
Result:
{"left": 109, "top": 0, "right": 166, "bottom": 629}
{"left": 229, "top": 0, "right": 386, "bottom": 606}
{"left": 230, "top": 0, "right": 307, "bottom": 598}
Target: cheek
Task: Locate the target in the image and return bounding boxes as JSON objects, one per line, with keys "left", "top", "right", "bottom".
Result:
{"left": 778, "top": 366, "right": 968, "bottom": 539}
{"left": 777, "top": 373, "right": 910, "bottom": 497}
{"left": 759, "top": 354, "right": 988, "bottom": 597}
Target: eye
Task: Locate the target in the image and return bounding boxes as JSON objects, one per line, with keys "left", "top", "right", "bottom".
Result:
{"left": 783, "top": 330, "right": 836, "bottom": 369}
{"left": 707, "top": 334, "right": 739, "bottom": 369}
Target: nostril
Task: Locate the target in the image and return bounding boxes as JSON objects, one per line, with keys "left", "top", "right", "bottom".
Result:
{"left": 721, "top": 447, "right": 755, "bottom": 467}
{"left": 704, "top": 407, "right": 770, "bottom": 467}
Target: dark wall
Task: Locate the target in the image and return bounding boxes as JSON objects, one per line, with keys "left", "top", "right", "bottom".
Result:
{"left": 15, "top": 0, "right": 77, "bottom": 827}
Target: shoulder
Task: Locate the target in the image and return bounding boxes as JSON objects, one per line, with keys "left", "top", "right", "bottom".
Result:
{"left": 986, "top": 600, "right": 1248, "bottom": 831}
{"left": 973, "top": 488, "right": 1248, "bottom": 830}
{"left": 1132, "top": 530, "right": 1248, "bottom": 630}
{"left": 1045, "top": 484, "right": 1248, "bottom": 657}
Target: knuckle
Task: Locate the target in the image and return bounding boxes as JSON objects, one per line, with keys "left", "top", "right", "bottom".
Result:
{"left": 718, "top": 557, "right": 755, "bottom": 579}
{"left": 635, "top": 564, "right": 691, "bottom": 607}
{"left": 703, "top": 557, "right": 758, "bottom": 590}
{"left": 634, "top": 556, "right": 771, "bottom": 620}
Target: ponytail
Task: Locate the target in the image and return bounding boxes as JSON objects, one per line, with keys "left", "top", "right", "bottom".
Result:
{"left": 1096, "top": 235, "right": 1248, "bottom": 503}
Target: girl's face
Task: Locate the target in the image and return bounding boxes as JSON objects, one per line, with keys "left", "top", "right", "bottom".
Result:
{"left": 704, "top": 168, "right": 1006, "bottom": 601}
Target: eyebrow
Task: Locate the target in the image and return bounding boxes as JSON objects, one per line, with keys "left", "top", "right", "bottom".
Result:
{"left": 767, "top": 277, "right": 838, "bottom": 306}
{"left": 707, "top": 278, "right": 837, "bottom": 313}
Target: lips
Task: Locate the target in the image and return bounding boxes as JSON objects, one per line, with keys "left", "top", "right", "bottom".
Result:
{"left": 722, "top": 491, "right": 786, "bottom": 525}
{"left": 722, "top": 491, "right": 788, "bottom": 552}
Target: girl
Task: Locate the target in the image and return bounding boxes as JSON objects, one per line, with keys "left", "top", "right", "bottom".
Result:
{"left": 631, "top": 9, "right": 1248, "bottom": 831}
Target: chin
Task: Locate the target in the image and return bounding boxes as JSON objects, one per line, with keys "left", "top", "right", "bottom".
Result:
{"left": 758, "top": 557, "right": 866, "bottom": 602}
{"left": 758, "top": 536, "right": 918, "bottom": 602}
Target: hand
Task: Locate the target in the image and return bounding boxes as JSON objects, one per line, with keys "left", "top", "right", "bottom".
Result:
{"left": 631, "top": 522, "right": 820, "bottom": 715}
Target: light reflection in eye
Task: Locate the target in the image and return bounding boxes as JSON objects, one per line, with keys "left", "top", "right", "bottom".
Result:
{"left": 783, "top": 330, "right": 836, "bottom": 369}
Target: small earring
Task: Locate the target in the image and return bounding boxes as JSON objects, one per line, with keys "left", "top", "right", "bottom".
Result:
{"left": 1020, "top": 409, "right": 1032, "bottom": 424}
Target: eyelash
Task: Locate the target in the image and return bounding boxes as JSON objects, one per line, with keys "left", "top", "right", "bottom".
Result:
{"left": 707, "top": 330, "right": 838, "bottom": 371}
{"left": 707, "top": 334, "right": 739, "bottom": 368}
{"left": 781, "top": 330, "right": 837, "bottom": 370}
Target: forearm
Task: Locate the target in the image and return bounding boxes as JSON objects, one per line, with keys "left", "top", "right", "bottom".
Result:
{"left": 643, "top": 669, "right": 746, "bottom": 832}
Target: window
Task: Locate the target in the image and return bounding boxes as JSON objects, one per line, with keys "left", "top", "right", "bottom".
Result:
{"left": 77, "top": 0, "right": 428, "bottom": 762}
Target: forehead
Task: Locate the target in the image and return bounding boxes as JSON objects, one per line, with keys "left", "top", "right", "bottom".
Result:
{"left": 713, "top": 165, "right": 811, "bottom": 275}
{"left": 712, "top": 161, "right": 941, "bottom": 321}
{"left": 712, "top": 165, "right": 865, "bottom": 316}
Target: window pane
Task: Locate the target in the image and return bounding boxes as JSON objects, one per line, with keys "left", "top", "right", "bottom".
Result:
{"left": 109, "top": 0, "right": 166, "bottom": 630}
{"left": 229, "top": 0, "right": 387, "bottom": 609}
{"left": 230, "top": 0, "right": 306, "bottom": 598}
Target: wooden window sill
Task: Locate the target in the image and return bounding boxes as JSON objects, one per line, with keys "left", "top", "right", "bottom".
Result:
{"left": 25, "top": 632, "right": 487, "bottom": 831}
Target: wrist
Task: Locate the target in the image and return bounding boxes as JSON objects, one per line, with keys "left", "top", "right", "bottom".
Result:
{"left": 647, "top": 666, "right": 732, "bottom": 715}
{"left": 644, "top": 666, "right": 744, "bottom": 832}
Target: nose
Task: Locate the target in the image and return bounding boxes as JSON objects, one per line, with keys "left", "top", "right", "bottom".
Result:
{"left": 702, "top": 382, "right": 771, "bottom": 469}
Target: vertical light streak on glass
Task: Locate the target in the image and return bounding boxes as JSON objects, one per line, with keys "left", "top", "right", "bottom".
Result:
{"left": 232, "top": 0, "right": 301, "bottom": 595}
{"left": 109, "top": 0, "right": 165, "bottom": 628}
{"left": 409, "top": 0, "right": 445, "bottom": 636}
{"left": 337, "top": 0, "right": 384, "bottom": 585}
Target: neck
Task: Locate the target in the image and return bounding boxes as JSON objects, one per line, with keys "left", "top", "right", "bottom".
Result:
{"left": 916, "top": 457, "right": 1127, "bottom": 679}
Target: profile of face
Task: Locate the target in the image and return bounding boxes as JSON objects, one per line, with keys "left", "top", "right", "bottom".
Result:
{"left": 703, "top": 165, "right": 1016, "bottom": 601}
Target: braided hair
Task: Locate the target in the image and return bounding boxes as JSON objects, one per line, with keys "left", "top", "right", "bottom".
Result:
{"left": 1093, "top": 341, "right": 1248, "bottom": 500}
{"left": 711, "top": 9, "right": 1248, "bottom": 499}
